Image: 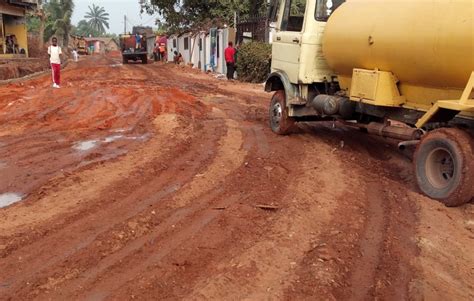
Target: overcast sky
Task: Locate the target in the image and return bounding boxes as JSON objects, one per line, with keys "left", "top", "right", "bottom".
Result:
{"left": 72, "top": 0, "right": 159, "bottom": 34}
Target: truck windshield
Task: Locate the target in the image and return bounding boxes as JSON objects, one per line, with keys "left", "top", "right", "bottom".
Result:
{"left": 315, "top": 0, "right": 345, "bottom": 21}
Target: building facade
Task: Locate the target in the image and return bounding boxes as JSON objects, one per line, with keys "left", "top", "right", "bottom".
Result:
{"left": 168, "top": 27, "right": 236, "bottom": 75}
{"left": 0, "top": 0, "right": 38, "bottom": 58}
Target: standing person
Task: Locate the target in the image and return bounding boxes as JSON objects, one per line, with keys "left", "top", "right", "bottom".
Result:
{"left": 72, "top": 48, "right": 79, "bottom": 62}
{"left": 224, "top": 41, "right": 236, "bottom": 80}
{"left": 135, "top": 33, "right": 142, "bottom": 50}
{"left": 48, "top": 37, "right": 62, "bottom": 89}
{"left": 159, "top": 43, "right": 166, "bottom": 62}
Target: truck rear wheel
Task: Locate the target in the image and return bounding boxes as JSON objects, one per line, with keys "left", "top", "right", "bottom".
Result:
{"left": 269, "top": 90, "right": 295, "bottom": 135}
{"left": 142, "top": 55, "right": 148, "bottom": 64}
{"left": 414, "top": 128, "right": 473, "bottom": 206}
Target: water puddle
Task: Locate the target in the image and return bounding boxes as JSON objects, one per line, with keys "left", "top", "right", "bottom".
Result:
{"left": 73, "top": 140, "right": 98, "bottom": 151}
{"left": 126, "top": 134, "right": 150, "bottom": 141}
{"left": 73, "top": 134, "right": 149, "bottom": 152}
{"left": 113, "top": 128, "right": 130, "bottom": 133}
{"left": 0, "top": 193, "right": 23, "bottom": 208}
{"left": 104, "top": 135, "right": 124, "bottom": 143}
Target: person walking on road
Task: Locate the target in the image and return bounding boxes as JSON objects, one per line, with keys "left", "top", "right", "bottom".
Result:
{"left": 72, "top": 48, "right": 79, "bottom": 62}
{"left": 48, "top": 37, "right": 62, "bottom": 89}
{"left": 225, "top": 41, "right": 236, "bottom": 80}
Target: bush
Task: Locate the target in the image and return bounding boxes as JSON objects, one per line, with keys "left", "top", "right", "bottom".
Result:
{"left": 236, "top": 42, "right": 272, "bottom": 83}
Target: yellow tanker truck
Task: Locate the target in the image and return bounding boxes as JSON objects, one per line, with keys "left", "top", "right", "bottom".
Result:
{"left": 265, "top": 0, "right": 474, "bottom": 206}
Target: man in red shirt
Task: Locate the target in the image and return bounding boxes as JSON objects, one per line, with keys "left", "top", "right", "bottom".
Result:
{"left": 224, "top": 41, "right": 236, "bottom": 80}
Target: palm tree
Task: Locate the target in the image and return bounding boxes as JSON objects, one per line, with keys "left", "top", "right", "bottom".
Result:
{"left": 43, "top": 0, "right": 74, "bottom": 46}
{"left": 54, "top": 0, "right": 74, "bottom": 46}
{"left": 84, "top": 4, "right": 110, "bottom": 35}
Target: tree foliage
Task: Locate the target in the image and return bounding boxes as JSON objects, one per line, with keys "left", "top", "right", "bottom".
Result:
{"left": 28, "top": 0, "right": 75, "bottom": 45}
{"left": 140, "top": 0, "right": 267, "bottom": 32}
{"left": 72, "top": 20, "right": 101, "bottom": 37}
{"left": 84, "top": 4, "right": 110, "bottom": 34}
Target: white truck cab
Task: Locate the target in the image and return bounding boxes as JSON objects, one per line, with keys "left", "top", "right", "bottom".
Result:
{"left": 266, "top": 0, "right": 345, "bottom": 108}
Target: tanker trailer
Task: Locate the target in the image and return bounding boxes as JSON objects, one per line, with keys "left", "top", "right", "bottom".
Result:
{"left": 265, "top": 0, "right": 474, "bottom": 206}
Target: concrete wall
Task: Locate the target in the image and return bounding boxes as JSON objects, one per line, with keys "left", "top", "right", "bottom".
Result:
{"left": 167, "top": 35, "right": 178, "bottom": 62}
{"left": 189, "top": 34, "right": 199, "bottom": 69}
{"left": 177, "top": 33, "right": 192, "bottom": 64}
{"left": 209, "top": 28, "right": 236, "bottom": 75}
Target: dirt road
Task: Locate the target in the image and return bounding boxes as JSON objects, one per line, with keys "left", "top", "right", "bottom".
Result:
{"left": 0, "top": 55, "right": 473, "bottom": 300}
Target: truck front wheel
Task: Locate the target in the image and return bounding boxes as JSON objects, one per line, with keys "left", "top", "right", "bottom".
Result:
{"left": 414, "top": 128, "right": 473, "bottom": 206}
{"left": 269, "top": 90, "right": 295, "bottom": 135}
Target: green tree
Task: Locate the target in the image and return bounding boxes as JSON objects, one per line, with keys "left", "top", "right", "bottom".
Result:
{"left": 140, "top": 0, "right": 267, "bottom": 31}
{"left": 43, "top": 0, "right": 75, "bottom": 46}
{"left": 84, "top": 4, "right": 110, "bottom": 34}
{"left": 73, "top": 19, "right": 100, "bottom": 37}
{"left": 27, "top": 0, "right": 51, "bottom": 47}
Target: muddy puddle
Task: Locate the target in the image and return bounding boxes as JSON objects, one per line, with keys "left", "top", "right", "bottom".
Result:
{"left": 0, "top": 193, "right": 23, "bottom": 208}
{"left": 73, "top": 140, "right": 99, "bottom": 151}
{"left": 104, "top": 135, "right": 124, "bottom": 143}
{"left": 73, "top": 134, "right": 150, "bottom": 152}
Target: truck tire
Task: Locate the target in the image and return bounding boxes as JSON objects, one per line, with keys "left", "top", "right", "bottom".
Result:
{"left": 414, "top": 128, "right": 474, "bottom": 206}
{"left": 269, "top": 91, "right": 296, "bottom": 135}
{"left": 123, "top": 57, "right": 128, "bottom": 64}
{"left": 142, "top": 55, "right": 148, "bottom": 64}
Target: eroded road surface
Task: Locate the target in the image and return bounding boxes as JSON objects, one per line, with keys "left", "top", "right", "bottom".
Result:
{"left": 0, "top": 55, "right": 473, "bottom": 300}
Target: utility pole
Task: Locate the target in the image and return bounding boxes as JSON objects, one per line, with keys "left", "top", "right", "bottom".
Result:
{"left": 124, "top": 15, "right": 127, "bottom": 34}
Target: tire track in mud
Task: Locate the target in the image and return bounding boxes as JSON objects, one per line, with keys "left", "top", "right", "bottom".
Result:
{"left": 49, "top": 91, "right": 276, "bottom": 300}
{"left": 284, "top": 125, "right": 419, "bottom": 300}
{"left": 105, "top": 114, "right": 296, "bottom": 300}
{"left": 0, "top": 114, "right": 182, "bottom": 235}
{"left": 42, "top": 108, "right": 248, "bottom": 300}
{"left": 0, "top": 114, "right": 225, "bottom": 299}
{"left": 348, "top": 181, "right": 386, "bottom": 301}
{"left": 186, "top": 133, "right": 349, "bottom": 300}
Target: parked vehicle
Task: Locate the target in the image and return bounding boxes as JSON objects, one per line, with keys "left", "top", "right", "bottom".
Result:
{"left": 120, "top": 27, "right": 156, "bottom": 64}
{"left": 266, "top": 0, "right": 474, "bottom": 206}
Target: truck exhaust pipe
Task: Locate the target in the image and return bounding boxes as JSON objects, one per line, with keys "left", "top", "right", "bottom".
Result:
{"left": 398, "top": 140, "right": 420, "bottom": 151}
{"left": 341, "top": 121, "right": 424, "bottom": 141}
{"left": 364, "top": 122, "right": 424, "bottom": 141}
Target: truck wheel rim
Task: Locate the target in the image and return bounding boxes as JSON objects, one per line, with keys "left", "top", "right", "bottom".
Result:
{"left": 272, "top": 102, "right": 282, "bottom": 128}
{"left": 425, "top": 147, "right": 455, "bottom": 189}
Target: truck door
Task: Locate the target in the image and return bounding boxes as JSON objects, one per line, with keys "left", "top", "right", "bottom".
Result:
{"left": 272, "top": 0, "right": 307, "bottom": 83}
